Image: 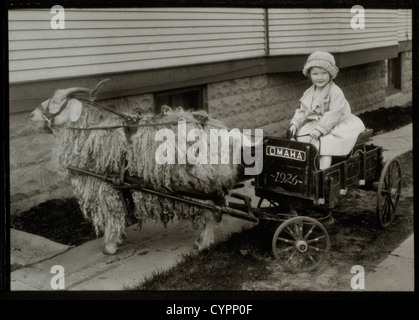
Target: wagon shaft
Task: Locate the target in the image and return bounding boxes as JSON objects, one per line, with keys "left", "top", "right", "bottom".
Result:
{"left": 66, "top": 165, "right": 259, "bottom": 224}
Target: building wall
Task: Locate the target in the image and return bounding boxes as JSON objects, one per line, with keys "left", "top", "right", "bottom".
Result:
{"left": 268, "top": 8, "right": 399, "bottom": 55}
{"left": 397, "top": 9, "right": 413, "bottom": 42}
{"left": 9, "top": 113, "right": 73, "bottom": 215}
{"left": 9, "top": 7, "right": 266, "bottom": 83}
{"left": 401, "top": 51, "right": 413, "bottom": 94}
{"left": 8, "top": 8, "right": 411, "bottom": 85}
{"left": 207, "top": 60, "right": 388, "bottom": 137}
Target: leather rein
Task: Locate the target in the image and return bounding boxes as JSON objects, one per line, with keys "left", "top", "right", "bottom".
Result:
{"left": 38, "top": 98, "right": 71, "bottom": 133}
{"left": 40, "top": 97, "right": 228, "bottom": 132}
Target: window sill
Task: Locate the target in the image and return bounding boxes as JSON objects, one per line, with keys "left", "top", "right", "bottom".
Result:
{"left": 385, "top": 86, "right": 401, "bottom": 97}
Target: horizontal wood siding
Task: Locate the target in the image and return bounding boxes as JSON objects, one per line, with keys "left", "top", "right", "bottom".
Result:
{"left": 8, "top": 8, "right": 411, "bottom": 84}
{"left": 397, "top": 9, "right": 412, "bottom": 42}
{"left": 8, "top": 8, "right": 265, "bottom": 83}
{"left": 268, "top": 9, "right": 399, "bottom": 55}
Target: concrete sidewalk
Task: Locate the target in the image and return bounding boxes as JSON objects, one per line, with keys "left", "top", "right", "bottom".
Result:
{"left": 10, "top": 124, "right": 414, "bottom": 291}
{"left": 364, "top": 124, "right": 414, "bottom": 291}
{"left": 10, "top": 212, "right": 256, "bottom": 290}
{"left": 364, "top": 234, "right": 414, "bottom": 291}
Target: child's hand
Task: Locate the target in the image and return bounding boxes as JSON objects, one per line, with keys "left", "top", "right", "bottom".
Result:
{"left": 309, "top": 128, "right": 321, "bottom": 139}
{"left": 289, "top": 124, "right": 297, "bottom": 137}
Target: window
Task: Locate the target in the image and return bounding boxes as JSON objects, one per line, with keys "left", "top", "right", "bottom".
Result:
{"left": 384, "top": 55, "right": 401, "bottom": 96}
{"left": 154, "top": 86, "right": 204, "bottom": 113}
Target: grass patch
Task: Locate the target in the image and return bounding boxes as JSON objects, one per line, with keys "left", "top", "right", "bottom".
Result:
{"left": 129, "top": 225, "right": 274, "bottom": 291}
{"left": 10, "top": 198, "right": 98, "bottom": 246}
{"left": 358, "top": 105, "right": 412, "bottom": 135}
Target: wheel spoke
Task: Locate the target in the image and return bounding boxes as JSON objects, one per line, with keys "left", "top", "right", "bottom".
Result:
{"left": 308, "top": 245, "right": 326, "bottom": 252}
{"left": 306, "top": 251, "right": 316, "bottom": 262}
{"left": 297, "top": 252, "right": 303, "bottom": 270}
{"left": 298, "top": 224, "right": 304, "bottom": 238}
{"left": 293, "top": 223, "right": 299, "bottom": 237}
{"left": 306, "top": 235, "right": 326, "bottom": 244}
{"left": 277, "top": 237, "right": 295, "bottom": 245}
{"left": 392, "top": 191, "right": 400, "bottom": 200}
{"left": 387, "top": 163, "right": 394, "bottom": 182}
{"left": 386, "top": 198, "right": 395, "bottom": 219}
{"left": 285, "top": 225, "right": 297, "bottom": 239}
{"left": 382, "top": 196, "right": 393, "bottom": 223}
{"left": 389, "top": 197, "right": 396, "bottom": 211}
{"left": 284, "top": 249, "right": 297, "bottom": 266}
{"left": 382, "top": 195, "right": 390, "bottom": 213}
{"left": 383, "top": 179, "right": 388, "bottom": 191}
{"left": 304, "top": 224, "right": 316, "bottom": 240}
{"left": 379, "top": 193, "right": 387, "bottom": 208}
{"left": 277, "top": 245, "right": 295, "bottom": 254}
{"left": 293, "top": 223, "right": 303, "bottom": 239}
{"left": 381, "top": 189, "right": 391, "bottom": 195}
{"left": 380, "top": 197, "right": 389, "bottom": 222}
{"left": 283, "top": 228, "right": 294, "bottom": 239}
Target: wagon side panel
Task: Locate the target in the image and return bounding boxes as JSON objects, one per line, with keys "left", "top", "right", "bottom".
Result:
{"left": 364, "top": 145, "right": 383, "bottom": 183}
{"left": 255, "top": 137, "right": 317, "bottom": 201}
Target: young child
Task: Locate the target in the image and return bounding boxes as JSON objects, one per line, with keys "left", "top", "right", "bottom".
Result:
{"left": 289, "top": 51, "right": 365, "bottom": 169}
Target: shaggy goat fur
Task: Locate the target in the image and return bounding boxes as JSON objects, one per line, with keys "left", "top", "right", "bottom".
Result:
{"left": 53, "top": 106, "right": 128, "bottom": 178}
{"left": 51, "top": 100, "right": 238, "bottom": 251}
{"left": 126, "top": 108, "right": 238, "bottom": 195}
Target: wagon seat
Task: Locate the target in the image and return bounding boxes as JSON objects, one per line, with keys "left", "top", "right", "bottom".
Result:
{"left": 330, "top": 128, "right": 374, "bottom": 165}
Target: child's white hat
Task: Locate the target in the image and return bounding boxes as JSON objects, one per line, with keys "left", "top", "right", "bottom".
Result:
{"left": 303, "top": 51, "right": 339, "bottom": 79}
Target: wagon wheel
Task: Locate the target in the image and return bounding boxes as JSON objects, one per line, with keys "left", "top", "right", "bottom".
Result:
{"left": 376, "top": 157, "right": 402, "bottom": 228}
{"left": 272, "top": 216, "right": 330, "bottom": 273}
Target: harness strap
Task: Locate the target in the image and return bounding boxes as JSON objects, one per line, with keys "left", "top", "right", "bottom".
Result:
{"left": 66, "top": 118, "right": 229, "bottom": 131}
{"left": 40, "top": 98, "right": 71, "bottom": 129}
{"left": 40, "top": 98, "right": 229, "bottom": 132}
{"left": 80, "top": 99, "right": 129, "bottom": 118}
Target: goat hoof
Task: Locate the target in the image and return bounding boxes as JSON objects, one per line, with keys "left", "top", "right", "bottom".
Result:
{"left": 103, "top": 243, "right": 117, "bottom": 255}
{"left": 193, "top": 239, "right": 202, "bottom": 251}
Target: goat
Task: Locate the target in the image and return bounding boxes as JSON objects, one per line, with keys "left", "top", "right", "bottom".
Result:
{"left": 30, "top": 79, "right": 239, "bottom": 255}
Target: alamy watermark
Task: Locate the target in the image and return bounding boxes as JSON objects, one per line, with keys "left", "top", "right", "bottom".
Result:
{"left": 154, "top": 121, "right": 264, "bottom": 176}
{"left": 351, "top": 5, "right": 365, "bottom": 30}
{"left": 350, "top": 265, "right": 365, "bottom": 289}
{"left": 50, "top": 5, "right": 65, "bottom": 29}
{"left": 50, "top": 265, "right": 65, "bottom": 289}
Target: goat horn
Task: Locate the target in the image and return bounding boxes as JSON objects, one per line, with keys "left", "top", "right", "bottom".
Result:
{"left": 63, "top": 78, "right": 111, "bottom": 98}
{"left": 62, "top": 87, "right": 92, "bottom": 98}
{"left": 91, "top": 78, "right": 111, "bottom": 97}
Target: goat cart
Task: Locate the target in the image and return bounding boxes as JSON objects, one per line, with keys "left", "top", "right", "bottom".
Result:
{"left": 67, "top": 128, "right": 401, "bottom": 273}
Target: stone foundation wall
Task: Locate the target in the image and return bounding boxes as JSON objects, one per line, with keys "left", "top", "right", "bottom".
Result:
{"left": 401, "top": 51, "right": 412, "bottom": 94}
{"left": 9, "top": 53, "right": 412, "bottom": 216}
{"left": 384, "top": 50, "right": 412, "bottom": 107}
{"left": 207, "top": 60, "right": 389, "bottom": 136}
{"left": 9, "top": 114, "right": 74, "bottom": 216}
